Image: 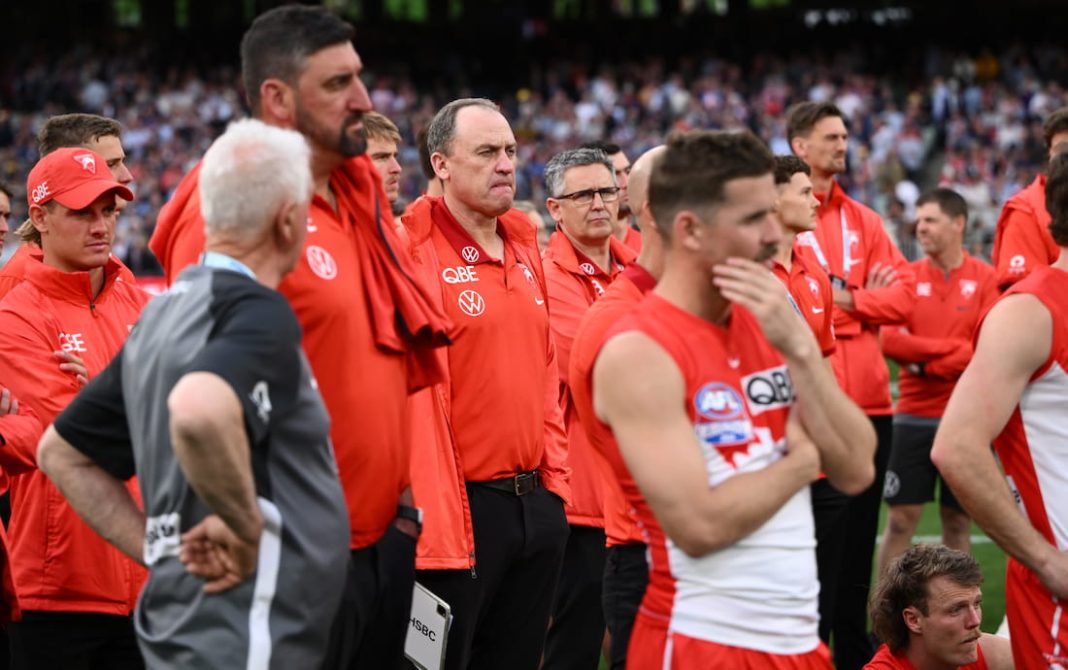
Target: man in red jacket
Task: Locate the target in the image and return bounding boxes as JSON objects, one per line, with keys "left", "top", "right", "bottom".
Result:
{"left": 788, "top": 101, "right": 915, "bottom": 670}
{"left": 541, "top": 146, "right": 636, "bottom": 670}
{"left": 876, "top": 189, "right": 997, "bottom": 578}
{"left": 401, "top": 98, "right": 570, "bottom": 670}
{"left": 0, "top": 148, "right": 147, "bottom": 669}
{"left": 147, "top": 7, "right": 451, "bottom": 668}
{"left": 991, "top": 107, "right": 1068, "bottom": 290}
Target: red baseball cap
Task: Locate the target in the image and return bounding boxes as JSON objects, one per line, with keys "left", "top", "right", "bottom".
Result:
{"left": 26, "top": 147, "right": 134, "bottom": 210}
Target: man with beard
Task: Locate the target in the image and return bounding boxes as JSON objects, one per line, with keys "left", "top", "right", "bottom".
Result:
{"left": 148, "top": 6, "right": 452, "bottom": 667}
{"left": 866, "top": 545, "right": 1012, "bottom": 670}
{"left": 594, "top": 129, "right": 873, "bottom": 669}
{"left": 582, "top": 142, "right": 640, "bottom": 251}
{"left": 788, "top": 102, "right": 915, "bottom": 670}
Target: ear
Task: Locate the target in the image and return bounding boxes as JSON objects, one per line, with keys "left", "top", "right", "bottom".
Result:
{"left": 676, "top": 210, "right": 705, "bottom": 252}
{"left": 545, "top": 197, "right": 564, "bottom": 224}
{"left": 431, "top": 152, "right": 449, "bottom": 181}
{"left": 260, "top": 79, "right": 296, "bottom": 126}
{"left": 790, "top": 136, "right": 806, "bottom": 160}
{"left": 903, "top": 606, "right": 924, "bottom": 636}
{"left": 273, "top": 199, "right": 302, "bottom": 250}
{"left": 952, "top": 215, "right": 967, "bottom": 234}
{"left": 28, "top": 204, "right": 49, "bottom": 235}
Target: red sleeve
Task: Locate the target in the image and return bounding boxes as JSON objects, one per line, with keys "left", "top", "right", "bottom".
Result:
{"left": 0, "top": 404, "right": 45, "bottom": 476}
{"left": 994, "top": 208, "right": 1052, "bottom": 290}
{"left": 818, "top": 271, "right": 836, "bottom": 356}
{"left": 924, "top": 342, "right": 975, "bottom": 380}
{"left": 850, "top": 219, "right": 916, "bottom": 324}
{"left": 880, "top": 325, "right": 960, "bottom": 364}
{"left": 539, "top": 335, "right": 572, "bottom": 504}
{"left": 545, "top": 269, "right": 592, "bottom": 387}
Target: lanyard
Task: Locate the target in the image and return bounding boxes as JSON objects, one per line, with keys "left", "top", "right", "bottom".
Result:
{"left": 201, "top": 251, "right": 256, "bottom": 280}
{"left": 805, "top": 208, "right": 851, "bottom": 277}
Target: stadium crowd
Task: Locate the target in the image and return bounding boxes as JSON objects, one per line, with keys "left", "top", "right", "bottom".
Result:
{"left": 1, "top": 5, "right": 1068, "bottom": 670}
{"left": 2, "top": 38, "right": 1067, "bottom": 268}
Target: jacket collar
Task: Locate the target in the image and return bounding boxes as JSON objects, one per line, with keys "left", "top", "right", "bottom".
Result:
{"left": 24, "top": 255, "right": 122, "bottom": 305}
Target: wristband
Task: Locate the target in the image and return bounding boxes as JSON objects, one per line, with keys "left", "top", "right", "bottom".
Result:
{"left": 396, "top": 504, "right": 423, "bottom": 527}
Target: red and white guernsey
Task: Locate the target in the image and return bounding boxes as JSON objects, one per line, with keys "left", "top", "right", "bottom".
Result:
{"left": 613, "top": 294, "right": 820, "bottom": 655}
{"left": 993, "top": 266, "right": 1068, "bottom": 668}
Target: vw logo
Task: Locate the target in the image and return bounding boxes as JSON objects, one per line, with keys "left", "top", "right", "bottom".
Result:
{"left": 461, "top": 246, "right": 480, "bottom": 263}
{"left": 458, "top": 289, "right": 486, "bottom": 317}
{"left": 306, "top": 245, "right": 338, "bottom": 280}
{"left": 580, "top": 262, "right": 596, "bottom": 275}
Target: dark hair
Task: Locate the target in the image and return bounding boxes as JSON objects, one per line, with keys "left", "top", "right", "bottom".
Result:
{"left": 240, "top": 5, "right": 354, "bottom": 113}
{"left": 38, "top": 114, "right": 123, "bottom": 156}
{"left": 649, "top": 129, "right": 774, "bottom": 240}
{"left": 0, "top": 179, "right": 11, "bottom": 199}
{"left": 416, "top": 126, "right": 435, "bottom": 181}
{"left": 916, "top": 187, "right": 969, "bottom": 222}
{"left": 773, "top": 155, "right": 811, "bottom": 185}
{"left": 871, "top": 544, "right": 982, "bottom": 653}
{"left": 1042, "top": 107, "right": 1068, "bottom": 150}
{"left": 426, "top": 98, "right": 499, "bottom": 157}
{"left": 1046, "top": 152, "right": 1068, "bottom": 246}
{"left": 786, "top": 101, "right": 845, "bottom": 145}
{"left": 580, "top": 140, "right": 623, "bottom": 157}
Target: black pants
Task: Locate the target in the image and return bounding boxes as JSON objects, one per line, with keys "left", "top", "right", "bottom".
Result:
{"left": 601, "top": 543, "right": 648, "bottom": 670}
{"left": 542, "top": 524, "right": 607, "bottom": 670}
{"left": 416, "top": 483, "right": 569, "bottom": 670}
{"left": 819, "top": 414, "right": 893, "bottom": 670}
{"left": 321, "top": 524, "right": 417, "bottom": 670}
{"left": 8, "top": 611, "right": 143, "bottom": 670}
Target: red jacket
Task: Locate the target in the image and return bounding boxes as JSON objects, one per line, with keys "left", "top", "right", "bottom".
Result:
{"left": 796, "top": 181, "right": 915, "bottom": 414}
{"left": 401, "top": 196, "right": 570, "bottom": 570}
{"left": 148, "top": 156, "right": 450, "bottom": 549}
{"left": 881, "top": 254, "right": 998, "bottom": 417}
{"left": 0, "top": 244, "right": 139, "bottom": 302}
{"left": 991, "top": 175, "right": 1060, "bottom": 291}
{"left": 0, "top": 256, "right": 148, "bottom": 615}
{"left": 542, "top": 231, "right": 636, "bottom": 527}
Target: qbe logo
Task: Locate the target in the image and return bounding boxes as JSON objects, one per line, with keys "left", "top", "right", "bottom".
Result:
{"left": 693, "top": 383, "right": 744, "bottom": 420}
{"left": 741, "top": 365, "right": 794, "bottom": 415}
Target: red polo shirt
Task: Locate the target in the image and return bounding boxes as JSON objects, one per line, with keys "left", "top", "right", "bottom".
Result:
{"left": 771, "top": 248, "right": 836, "bottom": 357}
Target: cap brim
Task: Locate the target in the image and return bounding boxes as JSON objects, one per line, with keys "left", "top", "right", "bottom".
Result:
{"left": 52, "top": 180, "right": 134, "bottom": 210}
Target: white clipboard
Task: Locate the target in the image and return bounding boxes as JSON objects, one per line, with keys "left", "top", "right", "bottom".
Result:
{"left": 404, "top": 582, "right": 452, "bottom": 670}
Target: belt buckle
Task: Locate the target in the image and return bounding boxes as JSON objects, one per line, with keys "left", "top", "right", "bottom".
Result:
{"left": 514, "top": 471, "right": 534, "bottom": 496}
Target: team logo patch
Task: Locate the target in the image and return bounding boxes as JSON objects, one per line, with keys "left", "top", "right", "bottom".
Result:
{"left": 806, "top": 277, "right": 820, "bottom": 297}
{"left": 741, "top": 365, "right": 794, "bottom": 415}
{"left": 694, "top": 383, "right": 744, "bottom": 420}
{"left": 694, "top": 418, "right": 754, "bottom": 448}
{"left": 306, "top": 245, "right": 338, "bottom": 280}
{"left": 883, "top": 470, "right": 901, "bottom": 498}
{"left": 458, "top": 289, "right": 485, "bottom": 317}
{"left": 959, "top": 279, "right": 977, "bottom": 299}
{"left": 73, "top": 152, "right": 97, "bottom": 174}
{"left": 461, "top": 246, "right": 480, "bottom": 263}
{"left": 1009, "top": 255, "right": 1026, "bottom": 274}
{"left": 917, "top": 282, "right": 931, "bottom": 297}
{"left": 580, "top": 262, "right": 596, "bottom": 275}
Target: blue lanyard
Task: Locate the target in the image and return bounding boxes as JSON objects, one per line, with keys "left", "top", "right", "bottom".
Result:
{"left": 201, "top": 251, "right": 256, "bottom": 280}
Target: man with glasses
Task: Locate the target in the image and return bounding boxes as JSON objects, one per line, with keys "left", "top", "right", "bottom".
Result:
{"left": 540, "top": 147, "right": 637, "bottom": 670}
{"left": 582, "top": 141, "right": 640, "bottom": 251}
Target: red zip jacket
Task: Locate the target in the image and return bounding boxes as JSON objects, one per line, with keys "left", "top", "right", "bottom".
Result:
{"left": 881, "top": 254, "right": 998, "bottom": 417}
{"left": 401, "top": 196, "right": 570, "bottom": 570}
{"left": 543, "top": 231, "right": 636, "bottom": 527}
{"left": 991, "top": 175, "right": 1059, "bottom": 291}
{"left": 0, "top": 244, "right": 138, "bottom": 302}
{"left": 0, "top": 256, "right": 148, "bottom": 614}
{"left": 795, "top": 181, "right": 915, "bottom": 414}
{"left": 149, "top": 157, "right": 450, "bottom": 550}
{"left": 569, "top": 264, "right": 655, "bottom": 547}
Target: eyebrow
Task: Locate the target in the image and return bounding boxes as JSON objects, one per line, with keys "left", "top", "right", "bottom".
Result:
{"left": 475, "top": 142, "right": 516, "bottom": 153}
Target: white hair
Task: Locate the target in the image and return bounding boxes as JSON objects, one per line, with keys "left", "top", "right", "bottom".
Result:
{"left": 199, "top": 118, "right": 312, "bottom": 240}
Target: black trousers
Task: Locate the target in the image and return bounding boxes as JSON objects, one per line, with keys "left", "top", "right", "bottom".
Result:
{"left": 816, "top": 414, "right": 893, "bottom": 670}
{"left": 8, "top": 611, "right": 143, "bottom": 670}
{"left": 321, "top": 524, "right": 417, "bottom": 670}
{"left": 415, "top": 483, "right": 569, "bottom": 670}
{"left": 601, "top": 543, "right": 648, "bottom": 670}
{"left": 542, "top": 524, "right": 607, "bottom": 670}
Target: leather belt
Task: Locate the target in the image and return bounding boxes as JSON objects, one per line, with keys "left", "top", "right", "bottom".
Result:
{"left": 474, "top": 470, "right": 540, "bottom": 496}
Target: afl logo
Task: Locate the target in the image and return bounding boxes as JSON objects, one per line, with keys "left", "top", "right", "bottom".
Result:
{"left": 580, "top": 262, "right": 596, "bottom": 275}
{"left": 461, "top": 246, "right": 480, "bottom": 263}
{"left": 693, "top": 383, "right": 744, "bottom": 420}
{"left": 306, "top": 245, "right": 338, "bottom": 280}
{"left": 458, "top": 289, "right": 485, "bottom": 317}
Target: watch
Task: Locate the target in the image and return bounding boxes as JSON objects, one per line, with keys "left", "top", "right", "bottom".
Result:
{"left": 396, "top": 504, "right": 423, "bottom": 528}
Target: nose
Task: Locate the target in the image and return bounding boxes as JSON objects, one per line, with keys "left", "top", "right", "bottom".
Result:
{"left": 590, "top": 192, "right": 608, "bottom": 209}
{"left": 113, "top": 162, "right": 134, "bottom": 185}
{"left": 350, "top": 76, "right": 372, "bottom": 113}
{"left": 389, "top": 157, "right": 402, "bottom": 175}
{"left": 762, "top": 212, "right": 783, "bottom": 246}
{"left": 495, "top": 150, "right": 515, "bottom": 174}
{"left": 0, "top": 216, "right": 8, "bottom": 236}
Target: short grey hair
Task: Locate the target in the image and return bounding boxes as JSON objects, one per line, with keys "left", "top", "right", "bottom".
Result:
{"left": 426, "top": 98, "right": 500, "bottom": 157}
{"left": 199, "top": 118, "right": 312, "bottom": 241}
{"left": 544, "top": 148, "right": 614, "bottom": 197}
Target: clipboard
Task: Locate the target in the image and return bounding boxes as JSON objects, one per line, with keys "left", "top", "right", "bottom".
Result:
{"left": 404, "top": 581, "right": 452, "bottom": 670}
